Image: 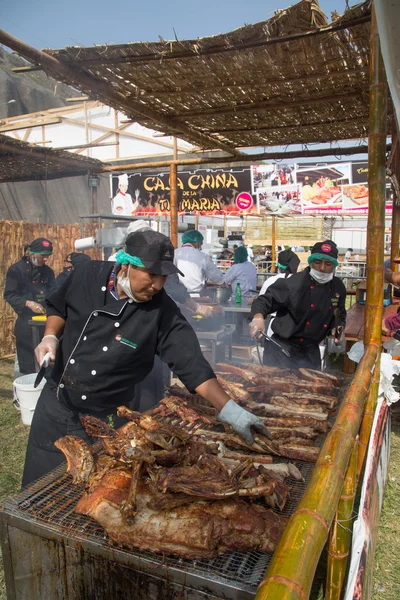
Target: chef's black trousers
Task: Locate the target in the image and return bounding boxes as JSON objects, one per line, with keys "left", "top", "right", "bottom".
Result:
{"left": 14, "top": 316, "right": 40, "bottom": 375}
{"left": 263, "top": 335, "right": 321, "bottom": 370}
{"left": 22, "top": 383, "right": 130, "bottom": 488}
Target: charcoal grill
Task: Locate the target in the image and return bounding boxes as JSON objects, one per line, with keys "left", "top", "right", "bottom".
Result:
{"left": 0, "top": 374, "right": 351, "bottom": 599}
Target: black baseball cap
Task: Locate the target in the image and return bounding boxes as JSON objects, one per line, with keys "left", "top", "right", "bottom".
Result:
{"left": 29, "top": 238, "right": 53, "bottom": 255}
{"left": 125, "top": 230, "right": 184, "bottom": 276}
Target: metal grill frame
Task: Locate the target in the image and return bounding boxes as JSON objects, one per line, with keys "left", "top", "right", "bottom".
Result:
{"left": 1, "top": 374, "right": 351, "bottom": 598}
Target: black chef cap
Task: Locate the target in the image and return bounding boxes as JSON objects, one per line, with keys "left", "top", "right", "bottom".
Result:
{"left": 308, "top": 240, "right": 339, "bottom": 267}
{"left": 65, "top": 252, "right": 91, "bottom": 267}
{"left": 125, "top": 230, "right": 183, "bottom": 276}
{"left": 277, "top": 249, "right": 300, "bottom": 275}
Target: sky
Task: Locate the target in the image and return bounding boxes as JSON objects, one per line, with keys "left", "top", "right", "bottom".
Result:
{"left": 1, "top": 0, "right": 358, "bottom": 49}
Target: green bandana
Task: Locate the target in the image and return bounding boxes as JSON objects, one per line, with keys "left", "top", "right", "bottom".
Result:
{"left": 277, "top": 263, "right": 288, "bottom": 270}
{"left": 308, "top": 253, "right": 338, "bottom": 267}
{"left": 115, "top": 249, "right": 145, "bottom": 267}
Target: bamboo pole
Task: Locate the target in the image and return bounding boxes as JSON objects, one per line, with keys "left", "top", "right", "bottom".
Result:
{"left": 358, "top": 5, "right": 387, "bottom": 476}
{"left": 364, "top": 6, "right": 387, "bottom": 347}
{"left": 170, "top": 164, "right": 178, "bottom": 247}
{"left": 326, "top": 437, "right": 358, "bottom": 600}
{"left": 357, "top": 354, "right": 380, "bottom": 478}
{"left": 255, "top": 345, "right": 378, "bottom": 600}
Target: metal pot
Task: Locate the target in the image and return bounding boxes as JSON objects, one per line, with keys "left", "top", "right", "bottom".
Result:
{"left": 212, "top": 286, "right": 232, "bottom": 304}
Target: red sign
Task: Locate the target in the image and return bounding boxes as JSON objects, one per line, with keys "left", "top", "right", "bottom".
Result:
{"left": 236, "top": 192, "right": 253, "bottom": 211}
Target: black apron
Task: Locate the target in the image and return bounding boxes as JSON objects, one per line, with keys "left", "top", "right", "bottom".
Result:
{"left": 22, "top": 382, "right": 130, "bottom": 487}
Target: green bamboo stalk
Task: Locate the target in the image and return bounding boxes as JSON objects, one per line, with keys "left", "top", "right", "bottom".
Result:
{"left": 255, "top": 345, "right": 378, "bottom": 600}
{"left": 364, "top": 5, "right": 387, "bottom": 347}
{"left": 325, "top": 437, "right": 359, "bottom": 600}
{"left": 359, "top": 1, "right": 387, "bottom": 477}
{"left": 357, "top": 352, "right": 381, "bottom": 477}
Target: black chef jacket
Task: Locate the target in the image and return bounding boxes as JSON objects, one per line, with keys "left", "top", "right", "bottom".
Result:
{"left": 251, "top": 268, "right": 346, "bottom": 345}
{"left": 4, "top": 258, "right": 55, "bottom": 315}
{"left": 4, "top": 257, "right": 55, "bottom": 374}
{"left": 45, "top": 261, "right": 215, "bottom": 413}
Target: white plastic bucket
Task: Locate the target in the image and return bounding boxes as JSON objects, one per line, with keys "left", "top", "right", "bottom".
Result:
{"left": 13, "top": 374, "right": 45, "bottom": 426}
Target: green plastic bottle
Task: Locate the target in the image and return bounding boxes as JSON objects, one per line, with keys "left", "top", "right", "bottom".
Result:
{"left": 235, "top": 282, "right": 242, "bottom": 305}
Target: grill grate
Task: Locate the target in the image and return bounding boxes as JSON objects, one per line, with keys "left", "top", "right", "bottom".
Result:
{"left": 3, "top": 374, "right": 351, "bottom": 592}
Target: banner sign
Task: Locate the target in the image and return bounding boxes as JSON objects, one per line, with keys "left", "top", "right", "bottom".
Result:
{"left": 111, "top": 167, "right": 256, "bottom": 216}
{"left": 344, "top": 397, "right": 391, "bottom": 600}
{"left": 250, "top": 161, "right": 393, "bottom": 216}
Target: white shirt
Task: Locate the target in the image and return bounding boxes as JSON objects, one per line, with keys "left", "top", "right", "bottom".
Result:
{"left": 223, "top": 261, "right": 257, "bottom": 297}
{"left": 112, "top": 192, "right": 137, "bottom": 216}
{"left": 259, "top": 272, "right": 292, "bottom": 336}
{"left": 345, "top": 250, "right": 352, "bottom": 261}
{"left": 247, "top": 247, "right": 254, "bottom": 261}
{"left": 174, "top": 244, "right": 224, "bottom": 293}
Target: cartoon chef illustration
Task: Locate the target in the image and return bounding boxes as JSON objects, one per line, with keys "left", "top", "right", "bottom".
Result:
{"left": 111, "top": 173, "right": 139, "bottom": 215}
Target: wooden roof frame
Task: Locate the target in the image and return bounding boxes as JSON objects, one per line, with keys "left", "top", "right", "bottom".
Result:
{"left": 0, "top": 0, "right": 379, "bottom": 160}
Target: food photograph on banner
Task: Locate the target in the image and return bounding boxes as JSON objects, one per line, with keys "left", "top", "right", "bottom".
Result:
{"left": 251, "top": 163, "right": 296, "bottom": 191}
{"left": 256, "top": 184, "right": 302, "bottom": 215}
{"left": 111, "top": 167, "right": 257, "bottom": 216}
{"left": 252, "top": 163, "right": 300, "bottom": 215}
{"left": 342, "top": 183, "right": 369, "bottom": 213}
{"left": 296, "top": 162, "right": 350, "bottom": 214}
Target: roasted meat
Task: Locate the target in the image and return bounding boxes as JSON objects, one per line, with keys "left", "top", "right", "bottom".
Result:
{"left": 76, "top": 474, "right": 287, "bottom": 558}
{"left": 54, "top": 435, "right": 95, "bottom": 484}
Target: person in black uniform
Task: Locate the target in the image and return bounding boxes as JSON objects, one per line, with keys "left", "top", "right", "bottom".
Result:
{"left": 53, "top": 252, "right": 91, "bottom": 289}
{"left": 22, "top": 230, "right": 270, "bottom": 486}
{"left": 249, "top": 240, "right": 346, "bottom": 370}
{"left": 4, "top": 238, "right": 55, "bottom": 375}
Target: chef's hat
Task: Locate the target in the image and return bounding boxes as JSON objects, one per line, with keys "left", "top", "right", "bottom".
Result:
{"left": 118, "top": 173, "right": 129, "bottom": 186}
{"left": 126, "top": 220, "right": 151, "bottom": 234}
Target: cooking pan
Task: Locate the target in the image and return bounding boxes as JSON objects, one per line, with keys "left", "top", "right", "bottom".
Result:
{"left": 205, "top": 286, "right": 232, "bottom": 304}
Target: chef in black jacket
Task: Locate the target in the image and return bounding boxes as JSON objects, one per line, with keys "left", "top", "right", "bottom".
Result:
{"left": 249, "top": 240, "right": 346, "bottom": 370}
{"left": 53, "top": 252, "right": 91, "bottom": 289}
{"left": 22, "top": 230, "right": 270, "bottom": 486}
{"left": 4, "top": 237, "right": 55, "bottom": 375}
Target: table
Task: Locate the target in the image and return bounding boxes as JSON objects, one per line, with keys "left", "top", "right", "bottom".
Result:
{"left": 221, "top": 302, "right": 252, "bottom": 342}
{"left": 343, "top": 302, "right": 397, "bottom": 373}
{"left": 196, "top": 324, "right": 235, "bottom": 366}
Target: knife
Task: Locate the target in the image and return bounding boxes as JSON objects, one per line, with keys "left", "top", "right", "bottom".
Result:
{"left": 34, "top": 352, "right": 51, "bottom": 388}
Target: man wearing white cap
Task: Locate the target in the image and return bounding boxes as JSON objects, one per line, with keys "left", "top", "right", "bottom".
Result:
{"left": 112, "top": 173, "right": 138, "bottom": 215}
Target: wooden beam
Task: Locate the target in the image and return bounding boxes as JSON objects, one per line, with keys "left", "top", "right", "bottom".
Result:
{"left": 0, "top": 101, "right": 99, "bottom": 124}
{"left": 57, "top": 141, "right": 119, "bottom": 151}
{"left": 66, "top": 96, "right": 89, "bottom": 102}
{"left": 0, "top": 118, "right": 61, "bottom": 132}
{"left": 0, "top": 29, "right": 243, "bottom": 157}
{"left": 177, "top": 92, "right": 361, "bottom": 119}
{"left": 61, "top": 115, "right": 189, "bottom": 153}
{"left": 199, "top": 116, "right": 368, "bottom": 136}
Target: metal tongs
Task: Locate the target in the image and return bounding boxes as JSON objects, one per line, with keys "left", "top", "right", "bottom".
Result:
{"left": 258, "top": 331, "right": 291, "bottom": 357}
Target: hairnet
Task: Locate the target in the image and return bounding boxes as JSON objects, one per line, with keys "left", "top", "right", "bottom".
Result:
{"left": 182, "top": 229, "right": 204, "bottom": 244}
{"left": 234, "top": 246, "right": 248, "bottom": 264}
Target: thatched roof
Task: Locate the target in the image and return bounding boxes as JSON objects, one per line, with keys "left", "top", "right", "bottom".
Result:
{"left": 0, "top": 134, "right": 106, "bottom": 182}
{"left": 27, "top": 1, "right": 375, "bottom": 153}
